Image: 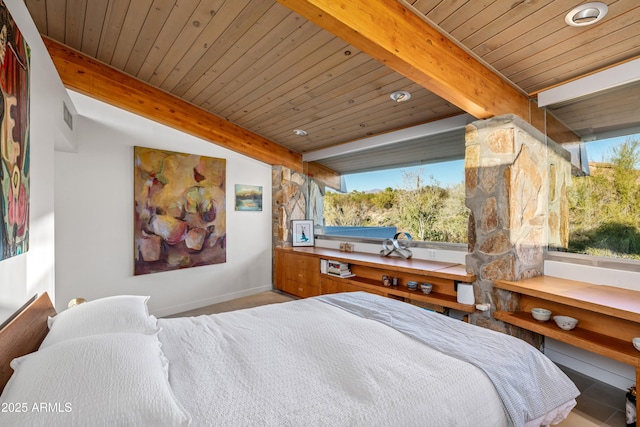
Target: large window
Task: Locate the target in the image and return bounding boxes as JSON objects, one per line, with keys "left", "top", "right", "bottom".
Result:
{"left": 565, "top": 134, "right": 640, "bottom": 261}
{"left": 322, "top": 159, "right": 468, "bottom": 244}
{"left": 320, "top": 133, "right": 640, "bottom": 262}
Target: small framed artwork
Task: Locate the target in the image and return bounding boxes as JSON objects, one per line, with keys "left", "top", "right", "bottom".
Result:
{"left": 235, "top": 184, "right": 262, "bottom": 211}
{"left": 292, "top": 220, "right": 314, "bottom": 247}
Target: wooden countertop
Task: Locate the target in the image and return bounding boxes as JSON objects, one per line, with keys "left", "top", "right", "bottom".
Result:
{"left": 495, "top": 275, "right": 640, "bottom": 323}
{"left": 277, "top": 246, "right": 475, "bottom": 282}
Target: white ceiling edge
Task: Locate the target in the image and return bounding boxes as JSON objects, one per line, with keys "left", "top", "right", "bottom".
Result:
{"left": 583, "top": 125, "right": 640, "bottom": 143}
{"left": 537, "top": 57, "right": 640, "bottom": 107}
{"left": 302, "top": 113, "right": 473, "bottom": 162}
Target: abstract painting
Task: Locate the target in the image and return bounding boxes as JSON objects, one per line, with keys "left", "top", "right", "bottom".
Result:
{"left": 234, "top": 184, "right": 262, "bottom": 211}
{"left": 0, "top": 3, "right": 30, "bottom": 261}
{"left": 134, "top": 147, "right": 226, "bottom": 275}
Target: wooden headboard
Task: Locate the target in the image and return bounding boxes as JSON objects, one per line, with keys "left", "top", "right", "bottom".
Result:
{"left": 0, "top": 292, "right": 56, "bottom": 393}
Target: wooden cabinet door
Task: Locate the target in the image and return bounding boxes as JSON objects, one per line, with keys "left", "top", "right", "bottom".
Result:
{"left": 274, "top": 249, "right": 287, "bottom": 292}
{"left": 275, "top": 250, "right": 320, "bottom": 298}
{"left": 321, "top": 276, "right": 387, "bottom": 296}
{"left": 281, "top": 280, "right": 319, "bottom": 298}
{"left": 284, "top": 253, "right": 319, "bottom": 286}
{"left": 320, "top": 276, "right": 342, "bottom": 294}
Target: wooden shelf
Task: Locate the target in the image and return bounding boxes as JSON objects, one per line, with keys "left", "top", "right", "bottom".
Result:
{"left": 340, "top": 275, "right": 475, "bottom": 313}
{"left": 494, "top": 275, "right": 640, "bottom": 417}
{"left": 275, "top": 247, "right": 476, "bottom": 314}
{"left": 284, "top": 247, "right": 476, "bottom": 282}
{"left": 494, "top": 311, "right": 640, "bottom": 367}
{"left": 495, "top": 276, "right": 640, "bottom": 323}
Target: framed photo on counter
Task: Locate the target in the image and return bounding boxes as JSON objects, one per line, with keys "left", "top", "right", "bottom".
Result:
{"left": 292, "top": 220, "right": 314, "bottom": 247}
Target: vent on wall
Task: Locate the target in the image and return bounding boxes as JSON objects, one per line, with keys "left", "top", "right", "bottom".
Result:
{"left": 63, "top": 102, "right": 73, "bottom": 130}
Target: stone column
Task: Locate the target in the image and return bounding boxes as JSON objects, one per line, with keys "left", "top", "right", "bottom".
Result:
{"left": 465, "top": 114, "right": 571, "bottom": 346}
{"left": 272, "top": 166, "right": 308, "bottom": 248}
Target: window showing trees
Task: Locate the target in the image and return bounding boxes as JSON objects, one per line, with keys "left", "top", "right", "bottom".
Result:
{"left": 322, "top": 161, "right": 468, "bottom": 244}
{"left": 566, "top": 136, "right": 640, "bottom": 260}
{"left": 321, "top": 134, "right": 640, "bottom": 262}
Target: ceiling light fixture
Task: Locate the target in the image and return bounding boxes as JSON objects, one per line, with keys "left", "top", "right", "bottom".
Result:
{"left": 293, "top": 129, "right": 307, "bottom": 136}
{"left": 565, "top": 2, "right": 608, "bottom": 27}
{"left": 390, "top": 90, "right": 411, "bottom": 103}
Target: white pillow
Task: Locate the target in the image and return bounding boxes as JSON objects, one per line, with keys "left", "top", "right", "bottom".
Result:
{"left": 40, "top": 295, "right": 158, "bottom": 349}
{"left": 0, "top": 333, "right": 191, "bottom": 426}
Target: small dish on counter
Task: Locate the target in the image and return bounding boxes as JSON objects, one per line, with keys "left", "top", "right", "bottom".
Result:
{"left": 406, "top": 281, "right": 418, "bottom": 290}
{"left": 553, "top": 315, "right": 578, "bottom": 330}
{"left": 531, "top": 308, "right": 551, "bottom": 322}
{"left": 633, "top": 337, "right": 640, "bottom": 352}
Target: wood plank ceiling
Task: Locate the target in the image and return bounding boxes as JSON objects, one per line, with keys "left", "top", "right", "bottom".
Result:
{"left": 24, "top": 0, "right": 640, "bottom": 175}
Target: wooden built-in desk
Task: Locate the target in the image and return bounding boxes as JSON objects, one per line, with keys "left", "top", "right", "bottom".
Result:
{"left": 494, "top": 275, "right": 640, "bottom": 415}
{"left": 275, "top": 247, "right": 476, "bottom": 313}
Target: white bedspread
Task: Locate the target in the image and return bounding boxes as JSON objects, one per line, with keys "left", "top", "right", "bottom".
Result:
{"left": 318, "top": 292, "right": 579, "bottom": 427}
{"left": 158, "top": 296, "right": 510, "bottom": 426}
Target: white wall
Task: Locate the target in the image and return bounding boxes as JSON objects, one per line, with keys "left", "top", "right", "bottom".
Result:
{"left": 0, "top": 0, "right": 74, "bottom": 320}
{"left": 54, "top": 91, "right": 273, "bottom": 317}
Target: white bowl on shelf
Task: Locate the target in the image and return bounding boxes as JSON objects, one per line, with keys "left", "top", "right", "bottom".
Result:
{"left": 420, "top": 283, "right": 433, "bottom": 294}
{"left": 553, "top": 316, "right": 578, "bottom": 330}
{"left": 633, "top": 337, "right": 640, "bottom": 352}
{"left": 531, "top": 308, "right": 551, "bottom": 322}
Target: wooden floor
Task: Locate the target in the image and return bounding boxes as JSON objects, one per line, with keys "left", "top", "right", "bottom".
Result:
{"left": 168, "top": 290, "right": 630, "bottom": 426}
{"left": 166, "top": 290, "right": 297, "bottom": 318}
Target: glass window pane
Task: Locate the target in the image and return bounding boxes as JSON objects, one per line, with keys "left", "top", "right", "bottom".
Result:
{"left": 322, "top": 160, "right": 468, "bottom": 243}
{"left": 564, "top": 134, "right": 640, "bottom": 260}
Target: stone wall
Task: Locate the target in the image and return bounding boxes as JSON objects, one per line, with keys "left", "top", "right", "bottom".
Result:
{"left": 465, "top": 114, "right": 571, "bottom": 346}
{"left": 272, "top": 166, "right": 308, "bottom": 249}
{"left": 272, "top": 165, "right": 326, "bottom": 249}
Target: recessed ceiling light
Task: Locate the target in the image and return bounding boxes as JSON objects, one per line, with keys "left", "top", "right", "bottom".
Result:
{"left": 390, "top": 90, "right": 411, "bottom": 103}
{"left": 565, "top": 2, "right": 608, "bottom": 27}
{"left": 293, "top": 129, "right": 307, "bottom": 136}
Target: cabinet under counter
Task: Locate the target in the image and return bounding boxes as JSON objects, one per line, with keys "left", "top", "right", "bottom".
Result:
{"left": 274, "top": 246, "right": 476, "bottom": 312}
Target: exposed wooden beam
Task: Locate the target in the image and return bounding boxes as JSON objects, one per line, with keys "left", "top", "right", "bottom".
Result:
{"left": 277, "top": 0, "right": 529, "bottom": 120}
{"left": 306, "top": 162, "right": 341, "bottom": 191}
{"left": 43, "top": 37, "right": 304, "bottom": 172}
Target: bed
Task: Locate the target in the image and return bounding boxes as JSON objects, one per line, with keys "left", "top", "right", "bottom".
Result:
{"left": 0, "top": 291, "right": 579, "bottom": 426}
